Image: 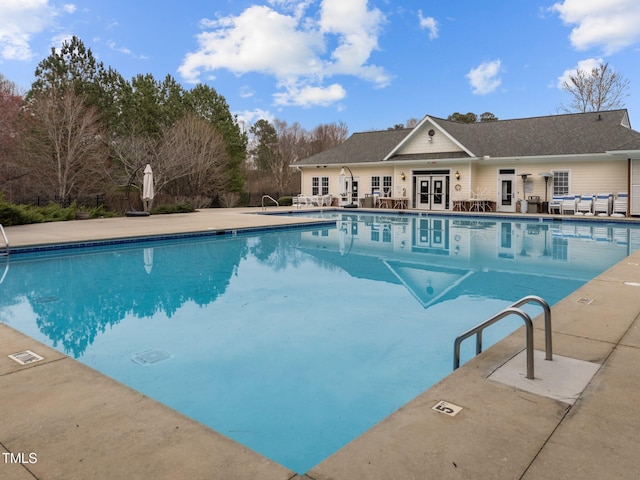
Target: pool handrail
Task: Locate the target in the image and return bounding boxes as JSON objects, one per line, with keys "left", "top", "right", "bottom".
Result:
{"left": 261, "top": 195, "right": 279, "bottom": 210}
{"left": 453, "top": 295, "right": 552, "bottom": 380}
{"left": 0, "top": 223, "right": 9, "bottom": 256}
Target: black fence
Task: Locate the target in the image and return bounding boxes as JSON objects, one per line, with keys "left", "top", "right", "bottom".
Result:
{"left": 8, "top": 195, "right": 106, "bottom": 209}
{"left": 240, "top": 192, "right": 298, "bottom": 207}
{"left": 7, "top": 192, "right": 299, "bottom": 210}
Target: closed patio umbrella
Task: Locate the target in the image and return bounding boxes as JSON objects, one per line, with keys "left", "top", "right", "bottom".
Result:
{"left": 142, "top": 164, "right": 154, "bottom": 212}
{"left": 143, "top": 247, "right": 154, "bottom": 274}
{"left": 338, "top": 168, "right": 347, "bottom": 197}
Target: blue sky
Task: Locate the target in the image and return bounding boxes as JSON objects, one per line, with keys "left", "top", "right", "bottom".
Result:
{"left": 1, "top": 0, "right": 639, "bottom": 134}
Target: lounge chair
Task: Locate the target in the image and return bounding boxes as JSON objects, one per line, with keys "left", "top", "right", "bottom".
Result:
{"left": 561, "top": 195, "right": 579, "bottom": 215}
{"left": 613, "top": 227, "right": 628, "bottom": 244}
{"left": 576, "top": 224, "right": 593, "bottom": 239}
{"left": 594, "top": 225, "right": 612, "bottom": 243}
{"left": 612, "top": 192, "right": 628, "bottom": 217}
{"left": 292, "top": 194, "right": 312, "bottom": 208}
{"left": 548, "top": 195, "right": 563, "bottom": 214}
{"left": 575, "top": 194, "right": 595, "bottom": 215}
{"left": 593, "top": 193, "right": 612, "bottom": 216}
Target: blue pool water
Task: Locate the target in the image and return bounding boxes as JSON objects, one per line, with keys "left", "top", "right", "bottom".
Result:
{"left": 2, "top": 212, "right": 640, "bottom": 473}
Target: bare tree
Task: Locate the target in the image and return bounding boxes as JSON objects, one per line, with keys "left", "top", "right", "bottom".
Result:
{"left": 19, "top": 87, "right": 108, "bottom": 200}
{"left": 406, "top": 118, "right": 419, "bottom": 128}
{"left": 561, "top": 62, "right": 630, "bottom": 113}
{"left": 309, "top": 121, "right": 349, "bottom": 155}
{"left": 161, "top": 113, "right": 230, "bottom": 200}
{"left": 110, "top": 113, "right": 230, "bottom": 208}
{"left": 0, "top": 74, "right": 24, "bottom": 196}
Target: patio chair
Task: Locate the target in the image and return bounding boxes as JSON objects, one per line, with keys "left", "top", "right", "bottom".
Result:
{"left": 593, "top": 193, "right": 613, "bottom": 216}
{"left": 548, "top": 195, "right": 563, "bottom": 214}
{"left": 612, "top": 192, "right": 628, "bottom": 217}
{"left": 293, "top": 194, "right": 311, "bottom": 208}
{"left": 318, "top": 194, "right": 332, "bottom": 206}
{"left": 561, "top": 195, "right": 579, "bottom": 215}
{"left": 575, "top": 194, "right": 595, "bottom": 215}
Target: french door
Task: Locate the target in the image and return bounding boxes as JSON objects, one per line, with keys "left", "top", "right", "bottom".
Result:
{"left": 416, "top": 175, "right": 447, "bottom": 210}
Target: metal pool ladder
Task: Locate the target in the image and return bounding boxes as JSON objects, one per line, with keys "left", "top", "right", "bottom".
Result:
{"left": 261, "top": 195, "right": 279, "bottom": 210}
{"left": 453, "top": 295, "right": 552, "bottom": 379}
{"left": 0, "top": 224, "right": 9, "bottom": 256}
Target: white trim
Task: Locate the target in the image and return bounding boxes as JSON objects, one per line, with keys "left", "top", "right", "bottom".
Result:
{"left": 383, "top": 116, "right": 475, "bottom": 160}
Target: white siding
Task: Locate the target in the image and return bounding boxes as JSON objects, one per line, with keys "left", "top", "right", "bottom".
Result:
{"left": 474, "top": 159, "right": 627, "bottom": 203}
{"left": 397, "top": 124, "right": 464, "bottom": 155}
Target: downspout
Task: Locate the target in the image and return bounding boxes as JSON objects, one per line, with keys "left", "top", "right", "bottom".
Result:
{"left": 628, "top": 158, "right": 631, "bottom": 216}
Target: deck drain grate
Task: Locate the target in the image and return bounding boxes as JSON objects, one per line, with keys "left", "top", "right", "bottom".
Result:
{"left": 131, "top": 349, "right": 173, "bottom": 366}
{"left": 576, "top": 297, "right": 593, "bottom": 305}
{"left": 8, "top": 350, "right": 44, "bottom": 365}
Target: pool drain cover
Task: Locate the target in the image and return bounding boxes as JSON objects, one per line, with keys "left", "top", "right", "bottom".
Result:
{"left": 132, "top": 349, "right": 173, "bottom": 366}
{"left": 33, "top": 296, "right": 60, "bottom": 304}
{"left": 8, "top": 350, "right": 44, "bottom": 365}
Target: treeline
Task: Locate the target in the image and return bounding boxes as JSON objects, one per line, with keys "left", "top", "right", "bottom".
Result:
{"left": 248, "top": 119, "right": 348, "bottom": 197}
{"left": 0, "top": 36, "right": 348, "bottom": 211}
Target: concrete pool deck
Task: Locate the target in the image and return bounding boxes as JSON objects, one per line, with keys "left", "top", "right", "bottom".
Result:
{"left": 1, "top": 207, "right": 640, "bottom": 479}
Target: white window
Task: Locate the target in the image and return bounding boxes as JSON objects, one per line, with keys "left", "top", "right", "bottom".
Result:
{"left": 312, "top": 177, "right": 329, "bottom": 195}
{"left": 371, "top": 176, "right": 380, "bottom": 194}
{"left": 552, "top": 171, "right": 569, "bottom": 196}
{"left": 321, "top": 177, "right": 329, "bottom": 195}
{"left": 382, "top": 176, "right": 392, "bottom": 197}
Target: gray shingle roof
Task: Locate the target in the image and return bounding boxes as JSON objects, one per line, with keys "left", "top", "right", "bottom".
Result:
{"left": 295, "top": 128, "right": 411, "bottom": 165}
{"left": 295, "top": 110, "right": 640, "bottom": 166}
{"left": 430, "top": 109, "right": 640, "bottom": 158}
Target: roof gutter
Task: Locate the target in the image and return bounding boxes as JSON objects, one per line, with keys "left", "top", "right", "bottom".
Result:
{"left": 605, "top": 150, "right": 640, "bottom": 157}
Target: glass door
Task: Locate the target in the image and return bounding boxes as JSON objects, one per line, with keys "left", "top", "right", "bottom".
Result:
{"left": 497, "top": 171, "right": 516, "bottom": 212}
{"left": 416, "top": 175, "right": 448, "bottom": 210}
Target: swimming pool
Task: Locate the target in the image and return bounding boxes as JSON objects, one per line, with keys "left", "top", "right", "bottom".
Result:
{"left": 2, "top": 213, "right": 639, "bottom": 473}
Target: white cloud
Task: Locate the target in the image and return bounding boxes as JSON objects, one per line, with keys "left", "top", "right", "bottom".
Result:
{"left": 50, "top": 33, "right": 73, "bottom": 52}
{"left": 556, "top": 57, "right": 603, "bottom": 88}
{"left": 466, "top": 60, "right": 502, "bottom": 95}
{"left": 239, "top": 85, "right": 255, "bottom": 98}
{"left": 318, "top": 0, "right": 389, "bottom": 83}
{"left": 551, "top": 0, "right": 640, "bottom": 54}
{"left": 0, "top": 0, "right": 54, "bottom": 60}
{"left": 106, "top": 40, "right": 148, "bottom": 60}
{"left": 235, "top": 108, "right": 275, "bottom": 129}
{"left": 418, "top": 11, "right": 438, "bottom": 40}
{"left": 273, "top": 83, "right": 346, "bottom": 107}
{"left": 179, "top": 1, "right": 388, "bottom": 108}
{"left": 179, "top": 6, "right": 324, "bottom": 82}
{"left": 0, "top": 0, "right": 77, "bottom": 61}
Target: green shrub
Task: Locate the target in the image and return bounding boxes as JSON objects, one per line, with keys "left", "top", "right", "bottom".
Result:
{"left": 0, "top": 202, "right": 42, "bottom": 226}
{"left": 88, "top": 205, "right": 118, "bottom": 218}
{"left": 278, "top": 196, "right": 293, "bottom": 206}
{"left": 0, "top": 199, "right": 119, "bottom": 226}
{"left": 150, "top": 202, "right": 196, "bottom": 215}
